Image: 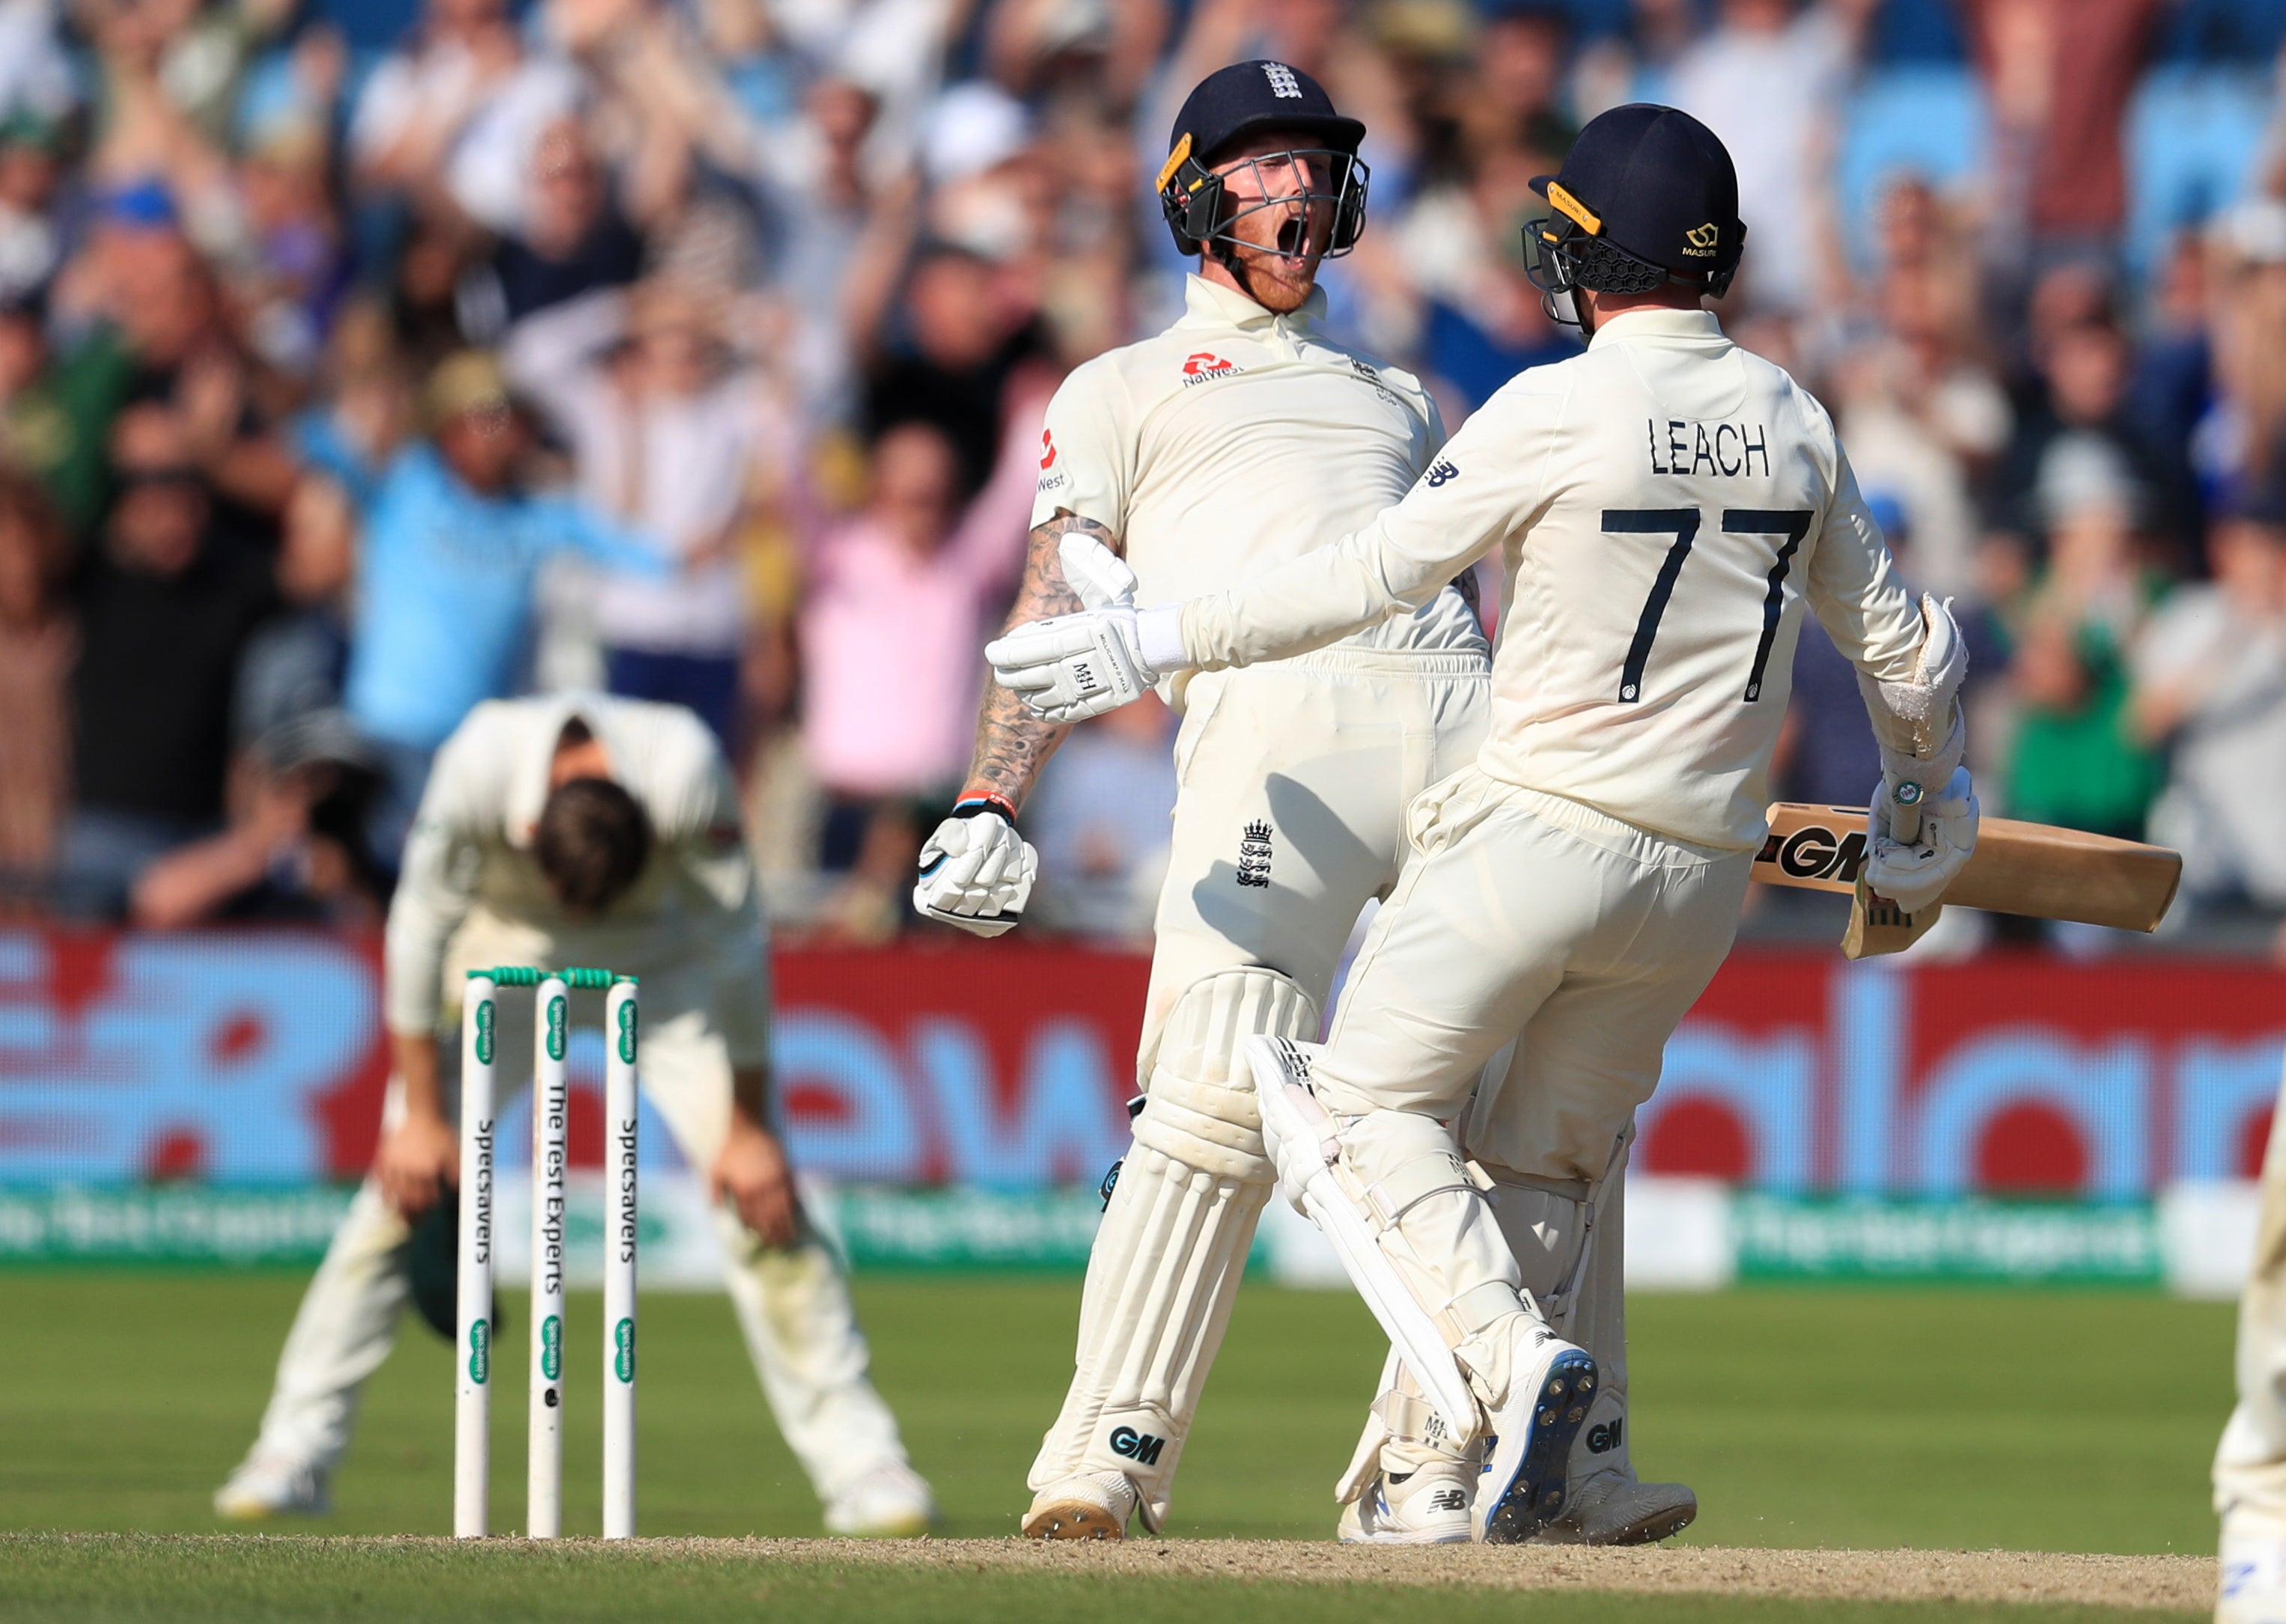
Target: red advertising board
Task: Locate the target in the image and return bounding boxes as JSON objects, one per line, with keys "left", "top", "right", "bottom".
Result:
{"left": 0, "top": 927, "right": 2278, "bottom": 1197}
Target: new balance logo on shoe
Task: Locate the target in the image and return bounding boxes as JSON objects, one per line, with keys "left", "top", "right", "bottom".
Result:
{"left": 1428, "top": 1488, "right": 1466, "bottom": 1512}
{"left": 1108, "top": 1426, "right": 1165, "bottom": 1466}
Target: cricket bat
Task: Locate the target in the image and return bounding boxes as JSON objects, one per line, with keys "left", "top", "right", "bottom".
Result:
{"left": 1752, "top": 803, "right": 2183, "bottom": 959}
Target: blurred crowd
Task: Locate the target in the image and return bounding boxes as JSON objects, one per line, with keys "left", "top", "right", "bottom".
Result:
{"left": 0, "top": 0, "right": 2282, "bottom": 953}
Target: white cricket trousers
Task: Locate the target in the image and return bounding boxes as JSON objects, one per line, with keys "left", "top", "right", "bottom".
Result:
{"left": 1316, "top": 767, "right": 1754, "bottom": 1181}
{"left": 1139, "top": 649, "right": 1493, "bottom": 1073}
{"left": 2215, "top": 1049, "right": 2286, "bottom": 1518}
{"left": 242, "top": 922, "right": 913, "bottom": 1507}
{"left": 1029, "top": 647, "right": 1489, "bottom": 1524}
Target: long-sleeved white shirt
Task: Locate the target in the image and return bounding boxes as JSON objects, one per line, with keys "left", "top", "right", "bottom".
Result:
{"left": 384, "top": 693, "right": 771, "bottom": 1061}
{"left": 1034, "top": 272, "right": 1486, "bottom": 701}
{"left": 1177, "top": 308, "right": 1926, "bottom": 849}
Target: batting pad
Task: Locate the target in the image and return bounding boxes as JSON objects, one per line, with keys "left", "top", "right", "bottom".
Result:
{"left": 1249, "top": 1037, "right": 1490, "bottom": 1444}
{"left": 1055, "top": 1148, "right": 1270, "bottom": 1523}
{"left": 1132, "top": 966, "right": 1316, "bottom": 1180}
{"left": 1031, "top": 969, "right": 1314, "bottom": 1530}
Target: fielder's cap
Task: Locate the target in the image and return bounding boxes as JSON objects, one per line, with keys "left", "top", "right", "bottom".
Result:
{"left": 1531, "top": 103, "right": 1742, "bottom": 283}
{"left": 1165, "top": 60, "right": 1365, "bottom": 176}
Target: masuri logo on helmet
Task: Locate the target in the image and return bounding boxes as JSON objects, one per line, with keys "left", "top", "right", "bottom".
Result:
{"left": 1523, "top": 104, "right": 1748, "bottom": 329}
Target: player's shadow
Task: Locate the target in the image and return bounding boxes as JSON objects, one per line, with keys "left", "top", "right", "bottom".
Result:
{"left": 1189, "top": 772, "right": 1385, "bottom": 944}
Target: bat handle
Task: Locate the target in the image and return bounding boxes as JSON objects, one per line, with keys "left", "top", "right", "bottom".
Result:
{"left": 1889, "top": 779, "right": 1925, "bottom": 846}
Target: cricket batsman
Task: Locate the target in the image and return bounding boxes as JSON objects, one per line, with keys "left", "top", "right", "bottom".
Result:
{"left": 990, "top": 103, "right": 1981, "bottom": 1542}
{"left": 216, "top": 693, "right": 936, "bottom": 1536}
{"left": 916, "top": 61, "right": 1689, "bottom": 1546}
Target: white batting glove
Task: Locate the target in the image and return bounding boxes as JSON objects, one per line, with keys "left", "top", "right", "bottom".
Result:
{"left": 914, "top": 799, "right": 1037, "bottom": 936}
{"left": 1862, "top": 765, "right": 1979, "bottom": 915}
{"left": 986, "top": 535, "right": 1189, "bottom": 724}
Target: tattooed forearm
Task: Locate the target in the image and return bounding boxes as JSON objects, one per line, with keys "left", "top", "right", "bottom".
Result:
{"left": 963, "top": 510, "right": 1122, "bottom": 810}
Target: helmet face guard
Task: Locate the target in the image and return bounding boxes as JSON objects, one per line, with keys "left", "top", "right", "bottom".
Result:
{"left": 1159, "top": 135, "right": 1370, "bottom": 263}
{"left": 1522, "top": 180, "right": 1743, "bottom": 328}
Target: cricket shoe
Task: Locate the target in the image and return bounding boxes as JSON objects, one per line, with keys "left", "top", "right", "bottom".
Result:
{"left": 1338, "top": 1461, "right": 1473, "bottom": 1545}
{"left": 823, "top": 1462, "right": 938, "bottom": 1536}
{"left": 213, "top": 1452, "right": 329, "bottom": 1520}
{"left": 1528, "top": 1470, "right": 1697, "bottom": 1546}
{"left": 1474, "top": 1322, "right": 1599, "bottom": 1545}
{"left": 2219, "top": 1506, "right": 2286, "bottom": 1623}
{"left": 1021, "top": 1470, "right": 1138, "bottom": 1539}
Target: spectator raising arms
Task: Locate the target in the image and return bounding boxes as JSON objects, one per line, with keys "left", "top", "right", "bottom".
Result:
{"left": 339, "top": 351, "right": 668, "bottom": 865}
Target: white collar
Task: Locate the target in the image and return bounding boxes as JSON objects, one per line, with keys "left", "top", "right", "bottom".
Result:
{"left": 1177, "top": 271, "right": 1327, "bottom": 332}
{"left": 1586, "top": 307, "right": 1729, "bottom": 351}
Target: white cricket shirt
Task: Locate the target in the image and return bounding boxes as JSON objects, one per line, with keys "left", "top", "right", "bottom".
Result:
{"left": 1032, "top": 272, "right": 1487, "bottom": 699}
{"left": 385, "top": 692, "right": 770, "bottom": 1061}
{"left": 1176, "top": 308, "right": 1927, "bottom": 850}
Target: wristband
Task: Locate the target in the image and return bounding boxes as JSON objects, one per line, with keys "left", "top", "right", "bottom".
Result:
{"left": 1135, "top": 602, "right": 1192, "bottom": 676}
{"left": 951, "top": 793, "right": 1019, "bottom": 824}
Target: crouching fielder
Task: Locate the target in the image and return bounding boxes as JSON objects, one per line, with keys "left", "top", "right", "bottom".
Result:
{"left": 216, "top": 694, "right": 934, "bottom": 1535}
{"left": 991, "top": 105, "right": 1980, "bottom": 1542}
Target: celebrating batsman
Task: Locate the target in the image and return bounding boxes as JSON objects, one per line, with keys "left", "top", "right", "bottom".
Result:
{"left": 990, "top": 104, "right": 1981, "bottom": 1543}
{"left": 915, "top": 60, "right": 1499, "bottom": 1542}
{"left": 217, "top": 694, "right": 935, "bottom": 1536}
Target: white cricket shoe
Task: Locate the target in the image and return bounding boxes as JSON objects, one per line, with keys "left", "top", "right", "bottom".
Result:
{"left": 823, "top": 1462, "right": 938, "bottom": 1536}
{"left": 2220, "top": 1507, "right": 2286, "bottom": 1623}
{"left": 213, "top": 1452, "right": 329, "bottom": 1520}
{"left": 1021, "top": 1470, "right": 1138, "bottom": 1540}
{"left": 1475, "top": 1321, "right": 1600, "bottom": 1545}
{"left": 1528, "top": 1469, "right": 1697, "bottom": 1545}
{"left": 1338, "top": 1460, "right": 1473, "bottom": 1545}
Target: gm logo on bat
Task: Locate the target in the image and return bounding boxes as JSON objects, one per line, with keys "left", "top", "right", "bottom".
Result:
{"left": 1756, "top": 824, "right": 1868, "bottom": 885}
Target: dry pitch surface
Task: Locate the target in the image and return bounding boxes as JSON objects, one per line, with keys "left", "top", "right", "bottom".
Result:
{"left": 722, "top": 1536, "right": 2213, "bottom": 1611}
{"left": 19, "top": 1534, "right": 2208, "bottom": 1613}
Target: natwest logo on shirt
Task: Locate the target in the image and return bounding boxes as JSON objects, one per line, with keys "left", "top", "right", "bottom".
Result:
{"left": 1039, "top": 429, "right": 1058, "bottom": 469}
{"left": 1181, "top": 352, "right": 1240, "bottom": 385}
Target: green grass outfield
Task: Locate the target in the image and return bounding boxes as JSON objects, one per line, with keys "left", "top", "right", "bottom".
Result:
{"left": 0, "top": 1272, "right": 2238, "bottom": 1620}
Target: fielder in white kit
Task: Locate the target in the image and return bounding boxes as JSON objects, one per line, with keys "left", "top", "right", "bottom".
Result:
{"left": 916, "top": 62, "right": 1688, "bottom": 1547}
{"left": 216, "top": 692, "right": 935, "bottom": 1536}
{"left": 992, "top": 104, "right": 1983, "bottom": 1543}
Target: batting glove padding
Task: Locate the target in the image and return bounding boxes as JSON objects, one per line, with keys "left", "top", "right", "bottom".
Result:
{"left": 1861, "top": 765, "right": 1979, "bottom": 915}
{"left": 987, "top": 608, "right": 1156, "bottom": 723}
{"left": 914, "top": 802, "right": 1038, "bottom": 936}
{"left": 987, "top": 534, "right": 1189, "bottom": 723}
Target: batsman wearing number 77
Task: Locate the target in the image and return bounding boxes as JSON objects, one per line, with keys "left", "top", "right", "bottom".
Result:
{"left": 990, "top": 103, "right": 1984, "bottom": 1544}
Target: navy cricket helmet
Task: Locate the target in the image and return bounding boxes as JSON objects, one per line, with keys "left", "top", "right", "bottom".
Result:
{"left": 1523, "top": 103, "right": 1746, "bottom": 321}
{"left": 1156, "top": 61, "right": 1370, "bottom": 260}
